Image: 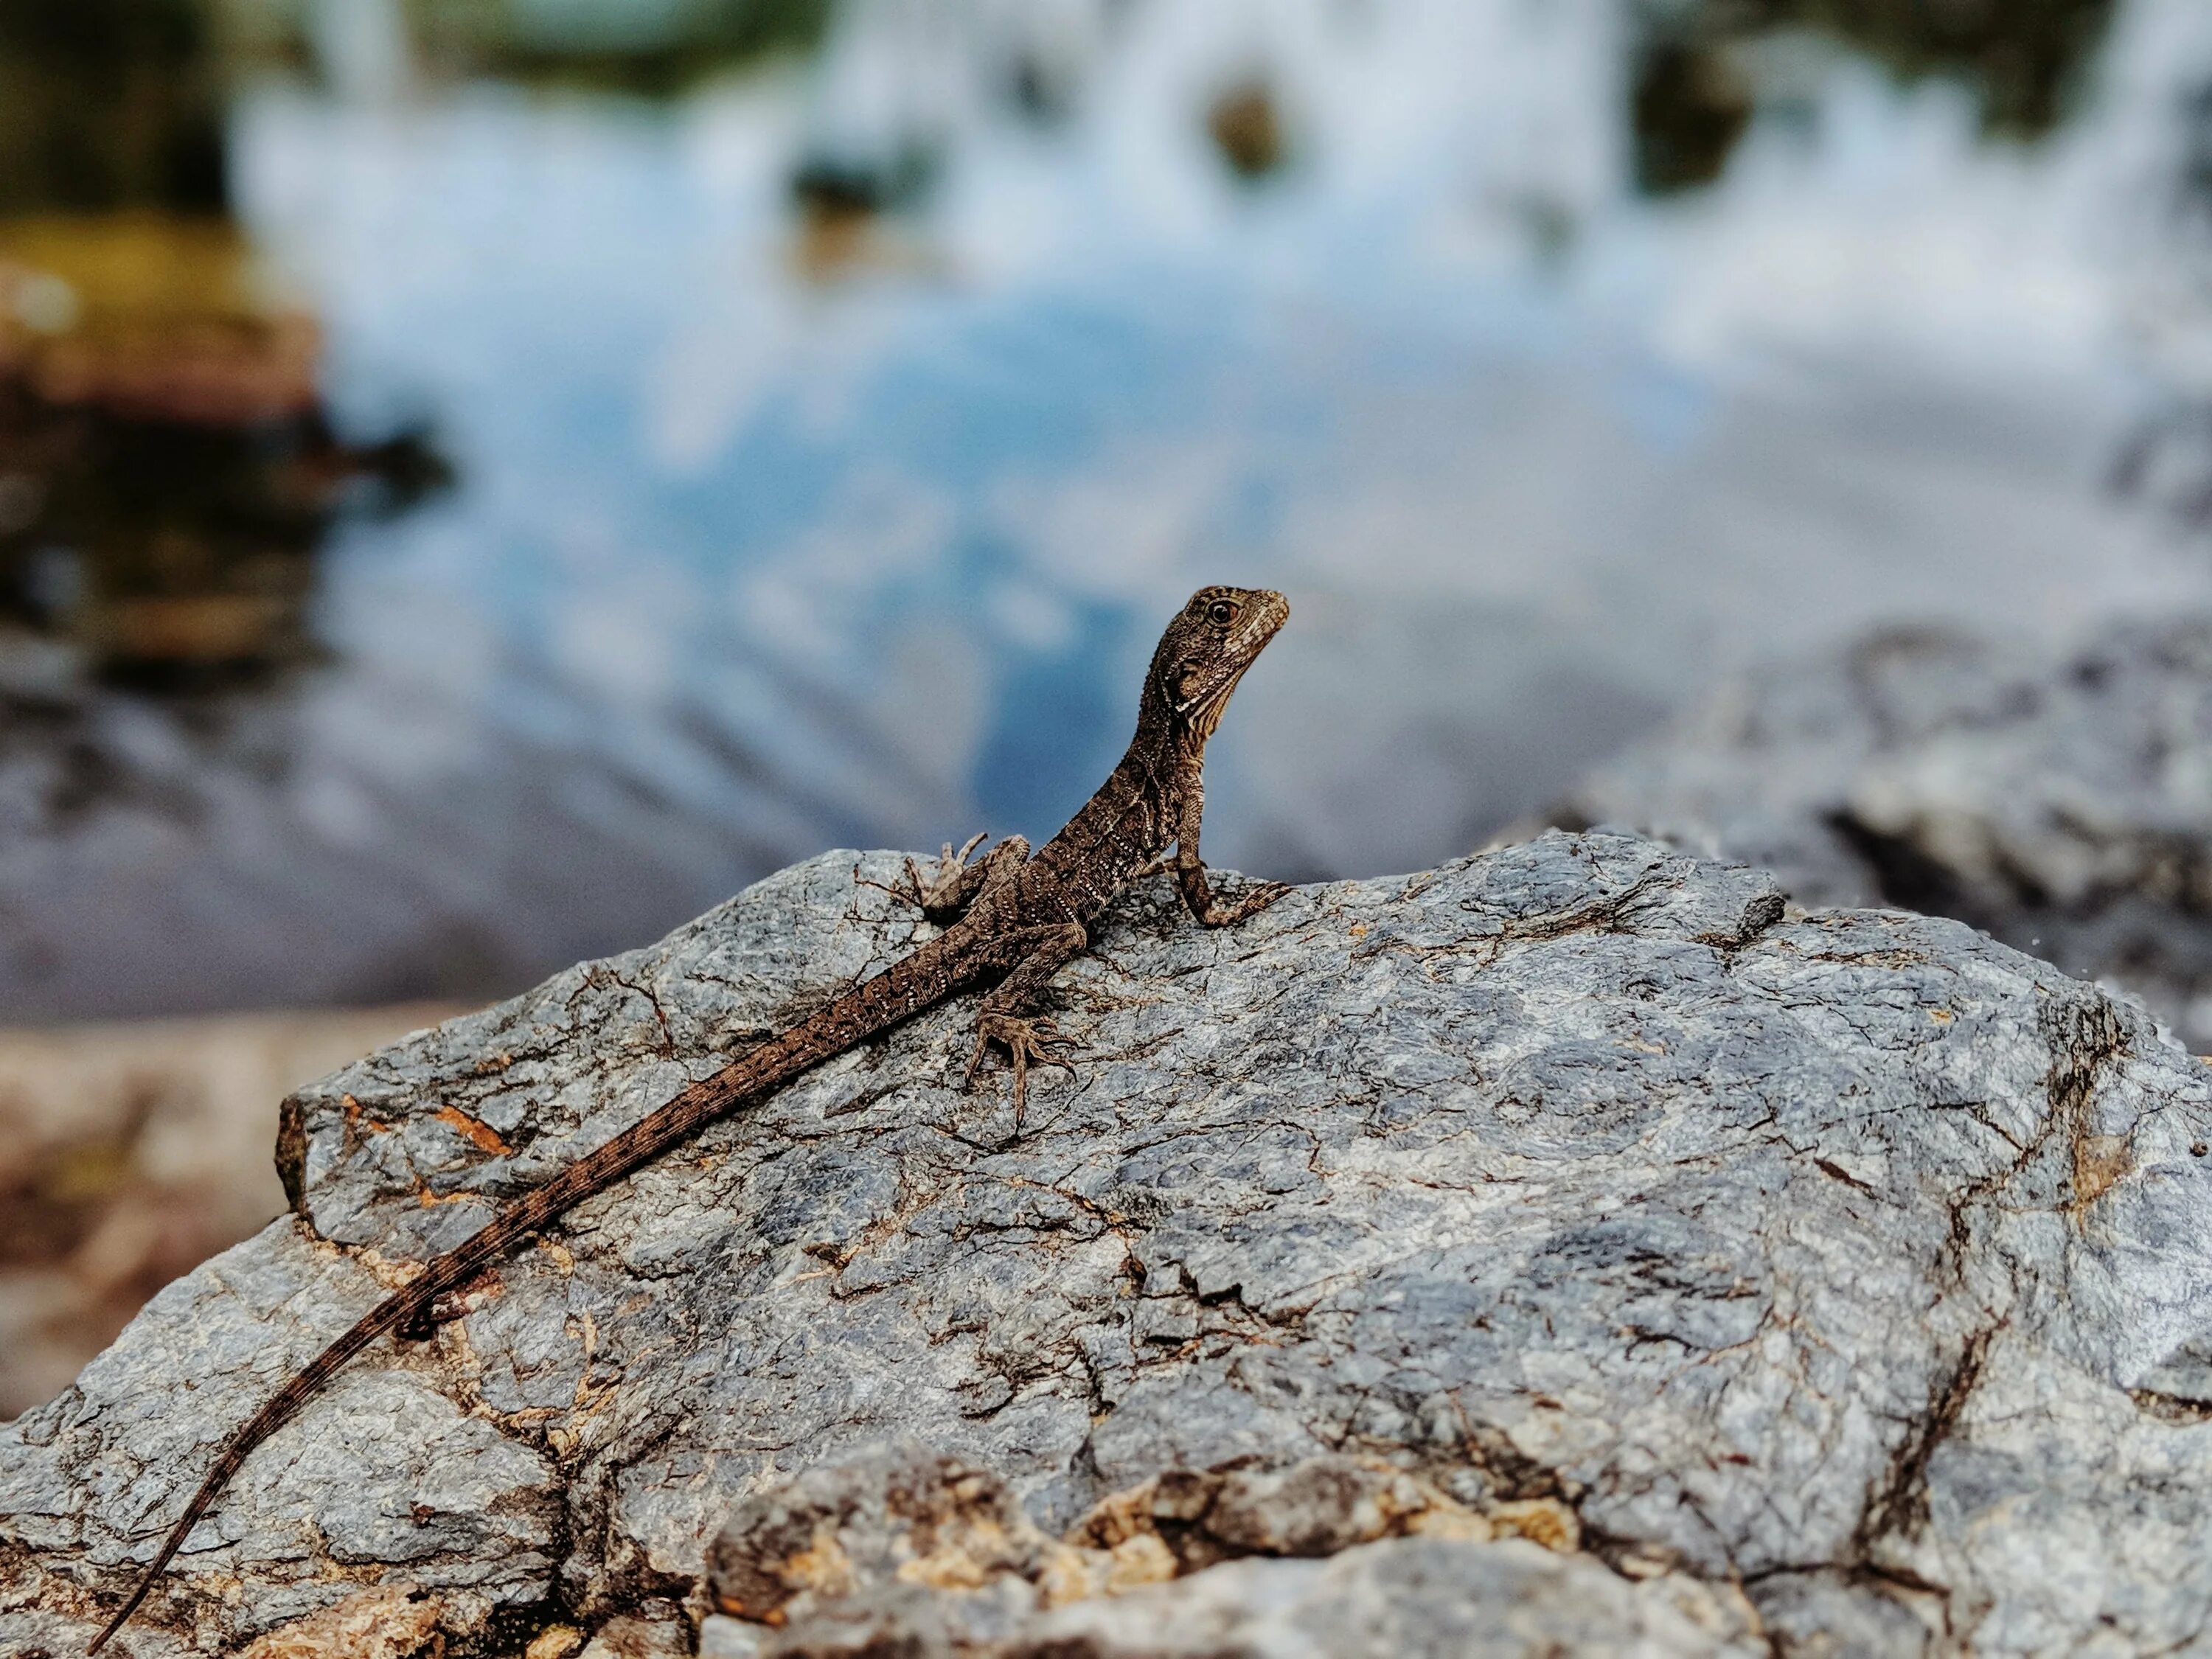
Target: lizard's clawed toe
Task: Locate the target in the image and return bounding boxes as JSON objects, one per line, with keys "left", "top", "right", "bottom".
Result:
{"left": 1203, "top": 880, "right": 1294, "bottom": 927}
{"left": 965, "top": 1012, "right": 1083, "bottom": 1124}
{"left": 901, "top": 831, "right": 990, "bottom": 913}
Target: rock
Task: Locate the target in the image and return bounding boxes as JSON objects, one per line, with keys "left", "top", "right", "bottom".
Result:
{"left": 700, "top": 1442, "right": 1507, "bottom": 1652}
{"left": 527, "top": 1627, "right": 587, "bottom": 1659}
{"left": 714, "top": 1518, "right": 1758, "bottom": 1659}
{"left": 995, "top": 1536, "right": 1756, "bottom": 1658}
{"left": 1061, "top": 1452, "right": 1492, "bottom": 1573}
{"left": 703, "top": 1442, "right": 1088, "bottom": 1630}
{"left": 1552, "top": 615, "right": 2212, "bottom": 1046}
{"left": 233, "top": 1584, "right": 442, "bottom": 1659}
{"left": 698, "top": 1619, "right": 767, "bottom": 1659}
{"left": 701, "top": 1445, "right": 1635, "bottom": 1658}
{"left": 5, "top": 831, "right": 2212, "bottom": 1655}
{"left": 575, "top": 1610, "right": 692, "bottom": 1659}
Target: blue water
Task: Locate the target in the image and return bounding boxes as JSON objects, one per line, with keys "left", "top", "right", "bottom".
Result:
{"left": 9, "top": 0, "right": 2212, "bottom": 1017}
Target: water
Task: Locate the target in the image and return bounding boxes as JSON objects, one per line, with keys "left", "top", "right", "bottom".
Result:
{"left": 6, "top": 0, "right": 2212, "bottom": 1019}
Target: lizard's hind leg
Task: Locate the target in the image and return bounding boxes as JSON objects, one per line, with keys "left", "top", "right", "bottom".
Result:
{"left": 964, "top": 921, "right": 1087, "bottom": 1125}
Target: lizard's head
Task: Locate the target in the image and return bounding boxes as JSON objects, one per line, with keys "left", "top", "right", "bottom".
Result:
{"left": 1146, "top": 585, "right": 1289, "bottom": 745}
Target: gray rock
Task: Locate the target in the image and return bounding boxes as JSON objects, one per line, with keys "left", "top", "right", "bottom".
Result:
{"left": 4, "top": 830, "right": 2212, "bottom": 1655}
{"left": 699, "top": 1441, "right": 1512, "bottom": 1652}
{"left": 711, "top": 1518, "right": 1759, "bottom": 1659}
{"left": 1554, "top": 615, "right": 2212, "bottom": 1046}
{"left": 699, "top": 1443, "right": 1648, "bottom": 1657}
{"left": 703, "top": 1441, "right": 1074, "bottom": 1636}
{"left": 995, "top": 1537, "right": 1756, "bottom": 1659}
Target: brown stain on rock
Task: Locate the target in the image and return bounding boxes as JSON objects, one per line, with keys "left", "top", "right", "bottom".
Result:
{"left": 2072, "top": 1131, "right": 2132, "bottom": 1211}
{"left": 433, "top": 1104, "right": 513, "bottom": 1156}
{"left": 237, "top": 1582, "right": 443, "bottom": 1658}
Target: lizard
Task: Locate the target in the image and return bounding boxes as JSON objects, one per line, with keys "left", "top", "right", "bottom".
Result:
{"left": 88, "top": 583, "right": 1293, "bottom": 1652}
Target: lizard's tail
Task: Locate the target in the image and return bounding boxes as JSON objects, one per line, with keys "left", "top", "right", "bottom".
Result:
{"left": 86, "top": 1286, "right": 418, "bottom": 1651}
{"left": 89, "top": 936, "right": 973, "bottom": 1652}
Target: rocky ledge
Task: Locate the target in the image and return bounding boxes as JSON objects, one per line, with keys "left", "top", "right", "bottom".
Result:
{"left": 5, "top": 830, "right": 2212, "bottom": 1656}
{"left": 1554, "top": 615, "right": 2212, "bottom": 1049}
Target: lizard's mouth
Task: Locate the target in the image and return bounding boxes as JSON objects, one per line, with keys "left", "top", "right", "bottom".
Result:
{"left": 1246, "top": 589, "right": 1289, "bottom": 644}
{"left": 1230, "top": 590, "right": 1289, "bottom": 670}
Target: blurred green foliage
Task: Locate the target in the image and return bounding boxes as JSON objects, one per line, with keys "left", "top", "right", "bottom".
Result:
{"left": 1741, "top": 0, "right": 2116, "bottom": 137}
{"left": 1633, "top": 0, "right": 2118, "bottom": 194}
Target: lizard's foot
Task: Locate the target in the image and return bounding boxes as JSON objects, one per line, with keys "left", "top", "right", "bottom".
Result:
{"left": 902, "top": 832, "right": 990, "bottom": 913}
{"left": 964, "top": 1012, "right": 1080, "bottom": 1126}
{"left": 1201, "top": 880, "right": 1294, "bottom": 927}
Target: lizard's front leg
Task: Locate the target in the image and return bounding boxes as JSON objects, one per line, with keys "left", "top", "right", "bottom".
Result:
{"left": 964, "top": 922, "right": 1087, "bottom": 1125}
{"left": 1173, "top": 781, "right": 1290, "bottom": 927}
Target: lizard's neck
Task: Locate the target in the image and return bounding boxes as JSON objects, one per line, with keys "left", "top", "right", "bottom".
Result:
{"left": 1032, "top": 717, "right": 1192, "bottom": 914}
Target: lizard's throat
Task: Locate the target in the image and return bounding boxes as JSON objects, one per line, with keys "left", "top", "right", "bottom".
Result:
{"left": 1180, "top": 664, "right": 1254, "bottom": 745}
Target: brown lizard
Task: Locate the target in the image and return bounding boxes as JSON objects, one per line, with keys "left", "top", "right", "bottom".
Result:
{"left": 89, "top": 584, "right": 1292, "bottom": 1652}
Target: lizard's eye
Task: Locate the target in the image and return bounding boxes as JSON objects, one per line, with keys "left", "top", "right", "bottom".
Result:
{"left": 1206, "top": 599, "right": 1239, "bottom": 626}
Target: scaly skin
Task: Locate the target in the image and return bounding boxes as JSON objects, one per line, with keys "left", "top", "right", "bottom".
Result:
{"left": 89, "top": 584, "right": 1291, "bottom": 1652}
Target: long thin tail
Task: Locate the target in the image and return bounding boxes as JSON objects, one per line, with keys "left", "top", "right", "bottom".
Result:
{"left": 89, "top": 939, "right": 968, "bottom": 1652}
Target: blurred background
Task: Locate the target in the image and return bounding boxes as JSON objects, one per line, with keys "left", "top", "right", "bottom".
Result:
{"left": 9, "top": 0, "right": 2212, "bottom": 1411}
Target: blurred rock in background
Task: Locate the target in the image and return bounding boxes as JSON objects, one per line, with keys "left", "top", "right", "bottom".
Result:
{"left": 1553, "top": 613, "right": 2212, "bottom": 1048}
{"left": 0, "top": 1004, "right": 459, "bottom": 1418}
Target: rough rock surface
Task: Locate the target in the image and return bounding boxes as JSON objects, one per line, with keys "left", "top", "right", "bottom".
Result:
{"left": 692, "top": 1443, "right": 1739, "bottom": 1658}
{"left": 1554, "top": 615, "right": 2212, "bottom": 1046}
{"left": 975, "top": 1537, "right": 1747, "bottom": 1659}
{"left": 5, "top": 831, "right": 2212, "bottom": 1655}
{"left": 700, "top": 1531, "right": 1754, "bottom": 1659}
